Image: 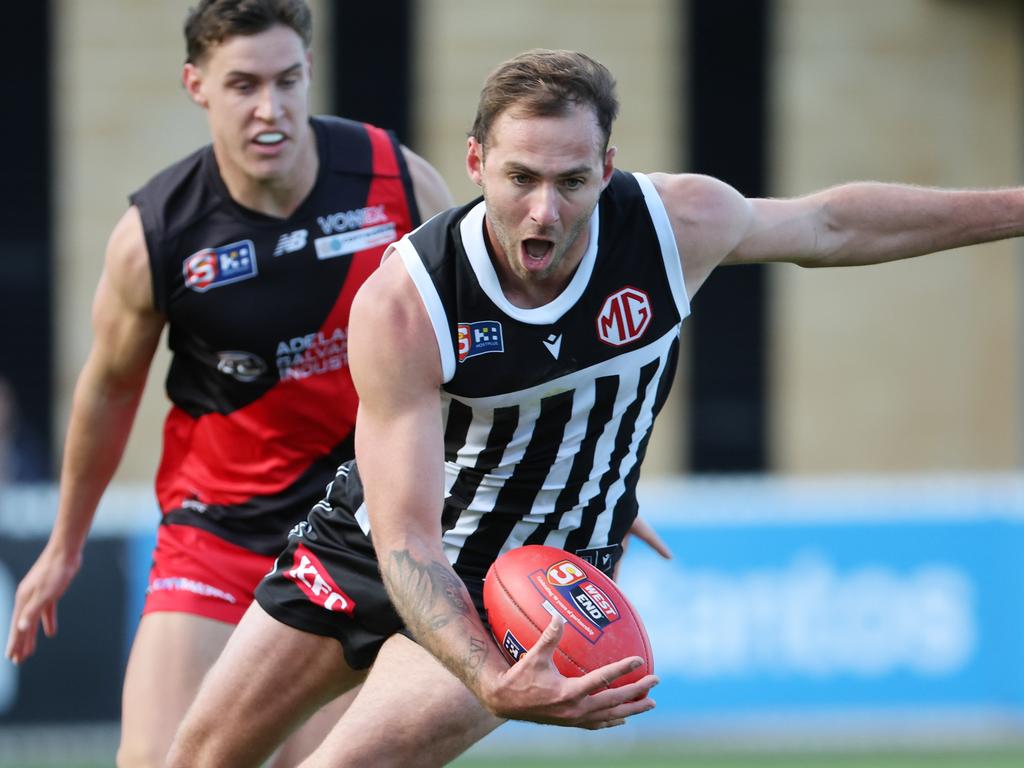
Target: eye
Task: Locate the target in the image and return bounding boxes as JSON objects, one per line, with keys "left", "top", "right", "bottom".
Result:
{"left": 562, "top": 177, "right": 585, "bottom": 190}
{"left": 280, "top": 75, "right": 300, "bottom": 89}
{"left": 230, "top": 80, "right": 255, "bottom": 94}
{"left": 510, "top": 173, "right": 532, "bottom": 186}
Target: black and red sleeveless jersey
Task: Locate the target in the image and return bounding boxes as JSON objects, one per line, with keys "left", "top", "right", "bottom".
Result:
{"left": 129, "top": 115, "right": 420, "bottom": 553}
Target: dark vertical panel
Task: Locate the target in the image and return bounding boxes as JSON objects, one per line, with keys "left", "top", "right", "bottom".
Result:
{"left": 329, "top": 1, "right": 415, "bottom": 145}
{"left": 0, "top": 0, "right": 52, "bottom": 479}
{"left": 0, "top": 537, "right": 128, "bottom": 721}
{"left": 686, "top": 0, "right": 770, "bottom": 472}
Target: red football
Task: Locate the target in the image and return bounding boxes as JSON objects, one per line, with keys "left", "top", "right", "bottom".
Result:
{"left": 483, "top": 545, "right": 653, "bottom": 686}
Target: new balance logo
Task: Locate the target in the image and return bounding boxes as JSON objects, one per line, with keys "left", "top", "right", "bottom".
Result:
{"left": 542, "top": 333, "right": 562, "bottom": 359}
{"left": 274, "top": 229, "right": 308, "bottom": 256}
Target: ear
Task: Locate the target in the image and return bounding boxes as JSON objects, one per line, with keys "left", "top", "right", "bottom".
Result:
{"left": 600, "top": 145, "right": 617, "bottom": 189}
{"left": 466, "top": 136, "right": 485, "bottom": 187}
{"left": 182, "top": 62, "right": 209, "bottom": 108}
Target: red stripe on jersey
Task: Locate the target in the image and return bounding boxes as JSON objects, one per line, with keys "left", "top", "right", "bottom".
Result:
{"left": 156, "top": 127, "right": 415, "bottom": 512}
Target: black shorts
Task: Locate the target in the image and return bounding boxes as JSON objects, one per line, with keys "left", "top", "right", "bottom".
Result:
{"left": 255, "top": 460, "right": 487, "bottom": 670}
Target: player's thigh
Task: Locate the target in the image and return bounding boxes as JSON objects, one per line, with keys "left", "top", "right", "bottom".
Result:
{"left": 269, "top": 686, "right": 360, "bottom": 768}
{"left": 301, "top": 633, "right": 504, "bottom": 768}
{"left": 118, "top": 611, "right": 234, "bottom": 768}
{"left": 167, "top": 601, "right": 365, "bottom": 768}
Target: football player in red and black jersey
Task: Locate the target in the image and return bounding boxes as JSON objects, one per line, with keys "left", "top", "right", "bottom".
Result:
{"left": 5, "top": 1, "right": 451, "bottom": 765}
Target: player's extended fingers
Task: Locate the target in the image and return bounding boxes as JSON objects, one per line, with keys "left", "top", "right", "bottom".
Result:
{"left": 628, "top": 516, "right": 672, "bottom": 560}
{"left": 573, "top": 656, "right": 647, "bottom": 695}
{"left": 570, "top": 682, "right": 657, "bottom": 730}
{"left": 5, "top": 611, "right": 35, "bottom": 664}
{"left": 41, "top": 603, "right": 57, "bottom": 638}
{"left": 585, "top": 675, "right": 659, "bottom": 718}
{"left": 6, "top": 590, "right": 46, "bottom": 663}
{"left": 575, "top": 716, "right": 627, "bottom": 731}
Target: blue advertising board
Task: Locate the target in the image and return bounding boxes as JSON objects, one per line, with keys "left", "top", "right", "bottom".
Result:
{"left": 615, "top": 476, "right": 1024, "bottom": 731}
{"left": 2, "top": 476, "right": 1022, "bottom": 741}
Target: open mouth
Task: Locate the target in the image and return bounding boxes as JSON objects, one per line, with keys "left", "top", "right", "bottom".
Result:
{"left": 522, "top": 238, "right": 554, "bottom": 262}
{"left": 253, "top": 131, "right": 286, "bottom": 146}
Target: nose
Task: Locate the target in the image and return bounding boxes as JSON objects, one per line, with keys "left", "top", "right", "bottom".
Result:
{"left": 254, "top": 85, "right": 282, "bottom": 122}
{"left": 529, "top": 183, "right": 560, "bottom": 227}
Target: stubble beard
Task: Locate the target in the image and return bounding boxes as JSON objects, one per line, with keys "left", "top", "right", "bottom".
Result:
{"left": 491, "top": 208, "right": 593, "bottom": 284}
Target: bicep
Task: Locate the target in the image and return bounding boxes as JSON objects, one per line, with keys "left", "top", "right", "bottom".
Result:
{"left": 724, "top": 195, "right": 831, "bottom": 267}
{"left": 349, "top": 262, "right": 446, "bottom": 547}
{"left": 654, "top": 174, "right": 834, "bottom": 298}
{"left": 87, "top": 208, "right": 164, "bottom": 389}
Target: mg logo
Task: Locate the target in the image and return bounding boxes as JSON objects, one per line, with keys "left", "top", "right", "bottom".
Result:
{"left": 597, "top": 286, "right": 652, "bottom": 346}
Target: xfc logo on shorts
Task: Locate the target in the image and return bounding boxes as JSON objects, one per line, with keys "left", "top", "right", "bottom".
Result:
{"left": 285, "top": 543, "right": 356, "bottom": 615}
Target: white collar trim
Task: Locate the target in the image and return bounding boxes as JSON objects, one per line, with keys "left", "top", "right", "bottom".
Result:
{"left": 458, "top": 200, "right": 600, "bottom": 325}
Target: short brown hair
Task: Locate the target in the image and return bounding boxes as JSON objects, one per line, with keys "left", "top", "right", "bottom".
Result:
{"left": 184, "top": 0, "right": 313, "bottom": 64}
{"left": 470, "top": 49, "right": 620, "bottom": 151}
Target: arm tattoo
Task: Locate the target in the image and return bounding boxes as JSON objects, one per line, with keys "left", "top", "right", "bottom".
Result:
{"left": 466, "top": 635, "right": 489, "bottom": 685}
{"left": 385, "top": 549, "right": 470, "bottom": 631}
{"left": 384, "top": 549, "right": 491, "bottom": 685}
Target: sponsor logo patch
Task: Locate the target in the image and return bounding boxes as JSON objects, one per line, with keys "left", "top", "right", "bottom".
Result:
{"left": 274, "top": 229, "right": 308, "bottom": 256}
{"left": 285, "top": 543, "right": 356, "bottom": 615}
{"left": 147, "top": 577, "right": 236, "bottom": 604}
{"left": 597, "top": 286, "right": 652, "bottom": 346}
{"left": 314, "top": 223, "right": 397, "bottom": 260}
{"left": 574, "top": 544, "right": 621, "bottom": 577}
{"left": 317, "top": 204, "right": 389, "bottom": 234}
{"left": 570, "top": 582, "right": 619, "bottom": 628}
{"left": 181, "top": 497, "right": 208, "bottom": 514}
{"left": 216, "top": 351, "right": 268, "bottom": 382}
{"left": 528, "top": 565, "right": 621, "bottom": 644}
{"left": 457, "top": 321, "right": 504, "bottom": 362}
{"left": 275, "top": 327, "right": 347, "bottom": 381}
{"left": 502, "top": 629, "right": 528, "bottom": 663}
{"left": 542, "top": 333, "right": 562, "bottom": 359}
{"left": 546, "top": 560, "right": 587, "bottom": 587}
{"left": 184, "top": 240, "right": 257, "bottom": 292}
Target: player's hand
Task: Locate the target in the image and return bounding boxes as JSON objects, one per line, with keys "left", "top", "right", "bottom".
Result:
{"left": 5, "top": 545, "right": 82, "bottom": 665}
{"left": 625, "top": 515, "right": 672, "bottom": 560}
{"left": 482, "top": 614, "right": 658, "bottom": 729}
{"left": 614, "top": 515, "right": 672, "bottom": 580}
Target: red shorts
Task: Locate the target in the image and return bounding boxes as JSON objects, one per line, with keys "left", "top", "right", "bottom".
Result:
{"left": 142, "top": 523, "right": 277, "bottom": 624}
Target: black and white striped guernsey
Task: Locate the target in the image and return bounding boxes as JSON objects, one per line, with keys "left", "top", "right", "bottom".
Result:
{"left": 388, "top": 170, "right": 690, "bottom": 580}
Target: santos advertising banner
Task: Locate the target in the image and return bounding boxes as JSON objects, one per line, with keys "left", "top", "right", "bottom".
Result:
{"left": 0, "top": 476, "right": 1022, "bottom": 739}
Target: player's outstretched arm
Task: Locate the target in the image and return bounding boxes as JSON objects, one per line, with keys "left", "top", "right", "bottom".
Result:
{"left": 649, "top": 172, "right": 1024, "bottom": 300}
{"left": 5, "top": 207, "right": 164, "bottom": 665}
{"left": 348, "top": 256, "right": 657, "bottom": 729}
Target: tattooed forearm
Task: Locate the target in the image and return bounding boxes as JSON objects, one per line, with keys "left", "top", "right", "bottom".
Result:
{"left": 384, "top": 549, "right": 472, "bottom": 633}
{"left": 383, "top": 549, "right": 493, "bottom": 688}
{"left": 466, "top": 635, "right": 489, "bottom": 686}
